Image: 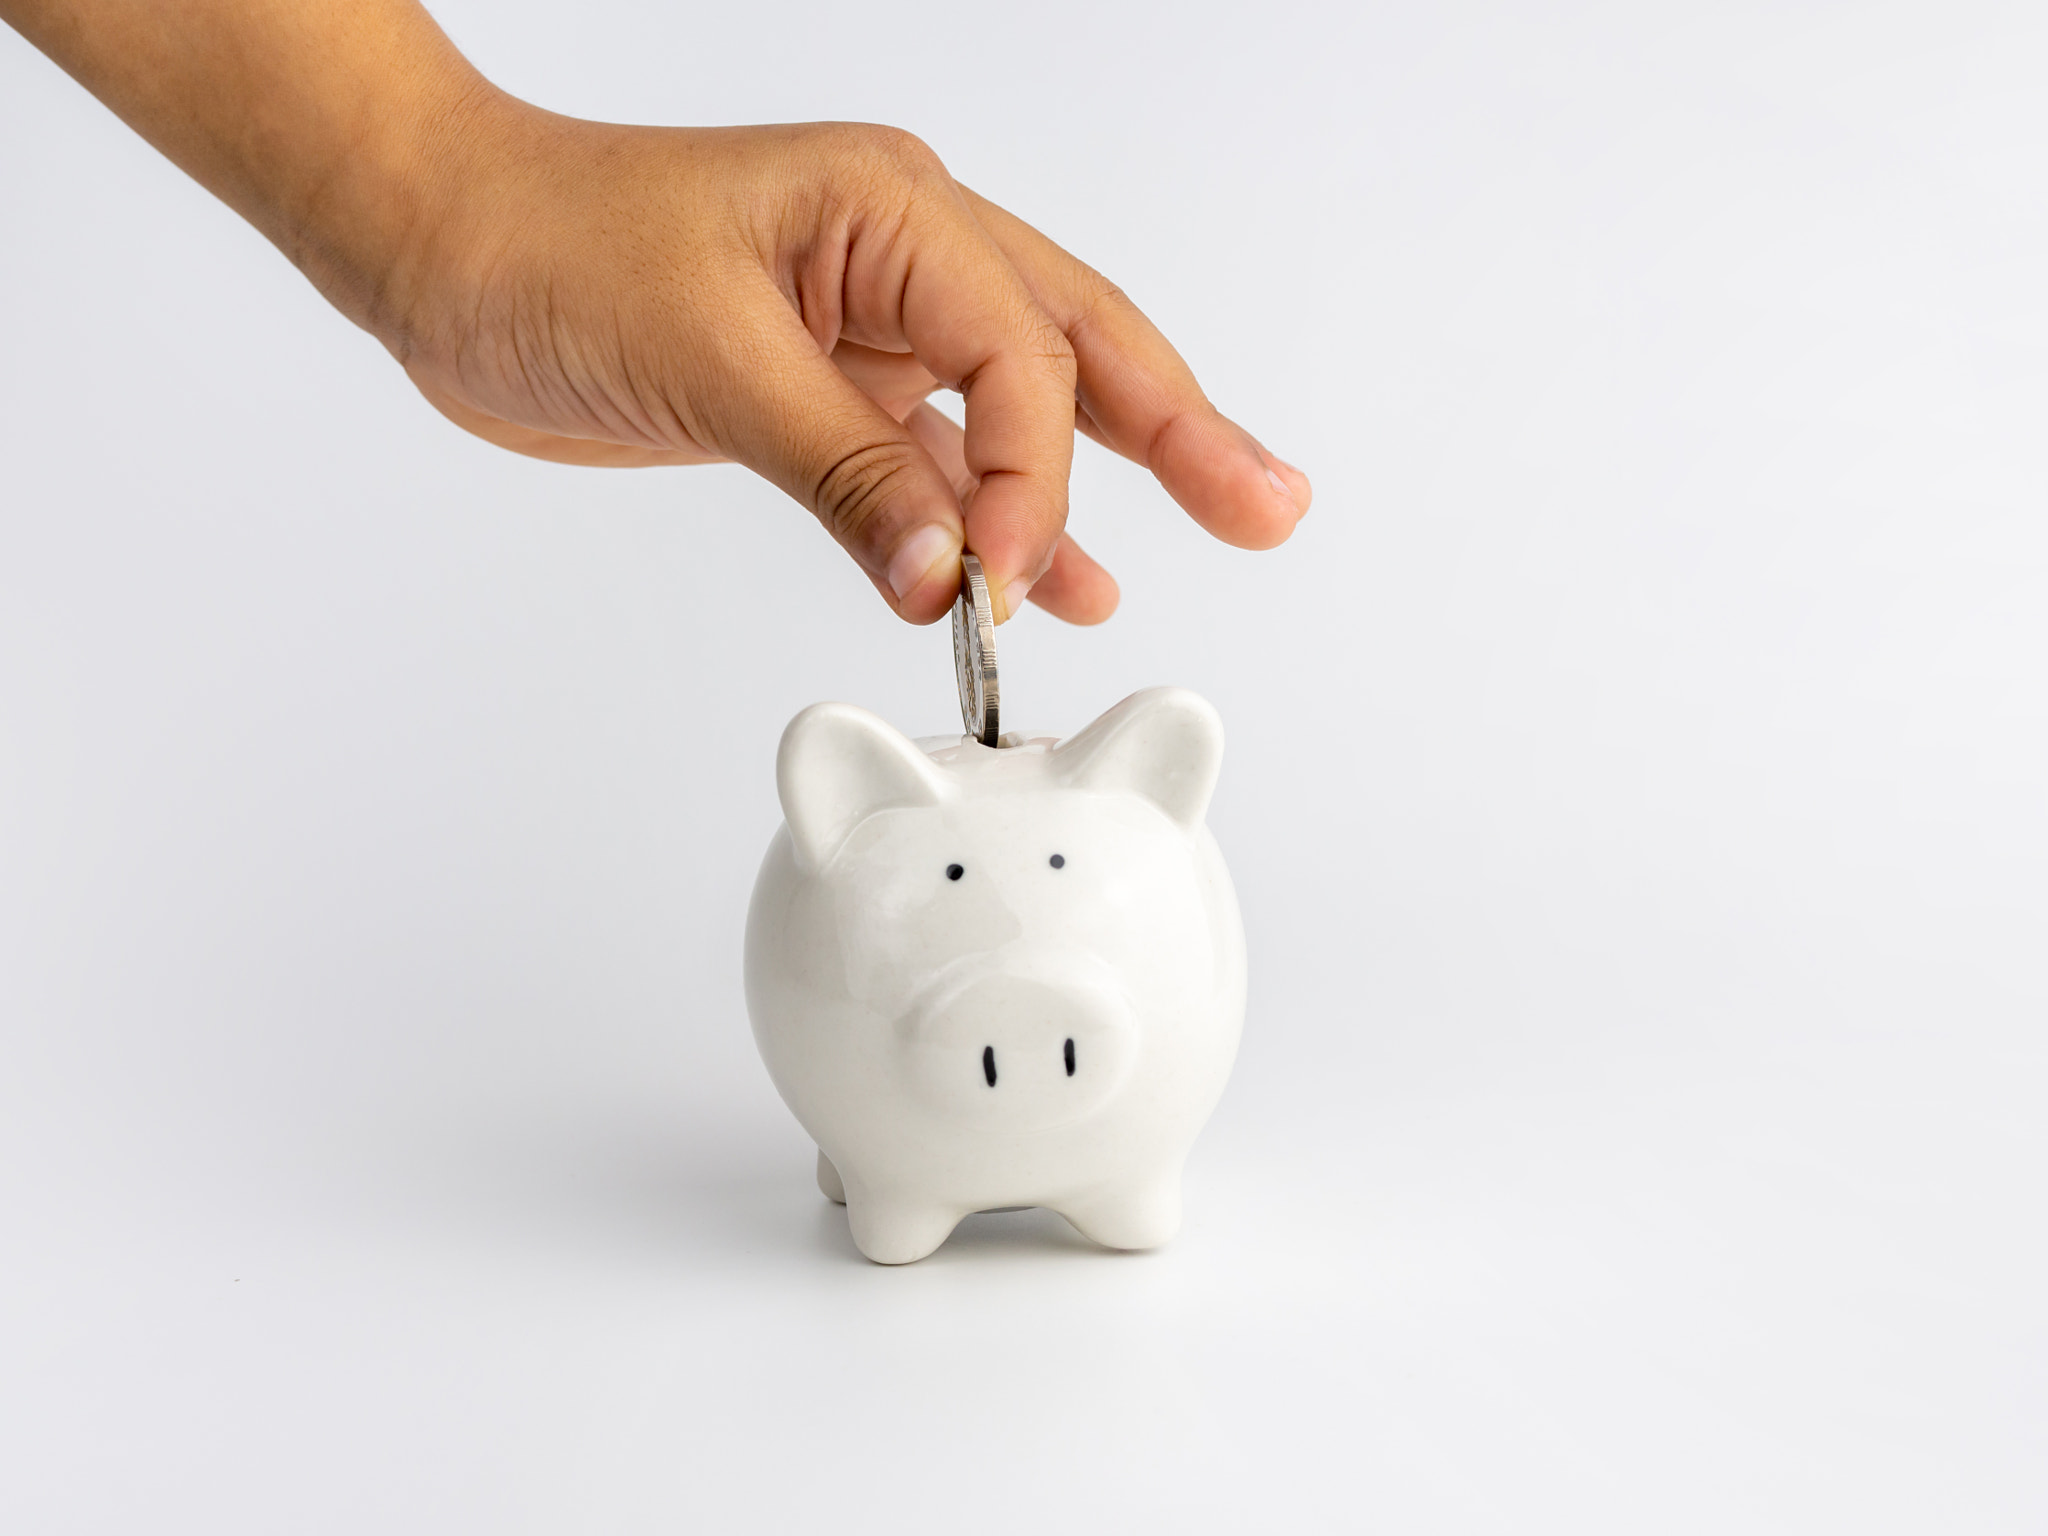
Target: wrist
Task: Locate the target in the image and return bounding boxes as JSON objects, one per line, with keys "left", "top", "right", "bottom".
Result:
{"left": 274, "top": 56, "right": 508, "bottom": 352}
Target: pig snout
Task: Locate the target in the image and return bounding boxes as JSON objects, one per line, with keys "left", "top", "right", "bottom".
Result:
{"left": 901, "top": 965, "right": 1136, "bottom": 1129}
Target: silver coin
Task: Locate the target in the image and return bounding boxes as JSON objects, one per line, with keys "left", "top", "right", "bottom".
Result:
{"left": 951, "top": 552, "right": 1000, "bottom": 747}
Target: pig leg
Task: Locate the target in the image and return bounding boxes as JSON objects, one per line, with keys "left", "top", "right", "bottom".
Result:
{"left": 815, "top": 1149, "right": 846, "bottom": 1205}
{"left": 845, "top": 1192, "right": 963, "bottom": 1265}
{"left": 1058, "top": 1174, "right": 1184, "bottom": 1252}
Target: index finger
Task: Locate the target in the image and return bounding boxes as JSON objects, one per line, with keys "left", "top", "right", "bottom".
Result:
{"left": 894, "top": 191, "right": 1079, "bottom": 623}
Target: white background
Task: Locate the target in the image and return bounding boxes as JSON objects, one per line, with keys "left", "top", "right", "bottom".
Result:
{"left": 3, "top": 2, "right": 2044, "bottom": 1530}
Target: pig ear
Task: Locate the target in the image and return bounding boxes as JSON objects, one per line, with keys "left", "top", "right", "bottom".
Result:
{"left": 1051, "top": 687, "right": 1224, "bottom": 830}
{"left": 777, "top": 703, "right": 948, "bottom": 871}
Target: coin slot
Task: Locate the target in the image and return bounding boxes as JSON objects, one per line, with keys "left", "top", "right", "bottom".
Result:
{"left": 946, "top": 863, "right": 964, "bottom": 881}
{"left": 982, "top": 1046, "right": 997, "bottom": 1087}
{"left": 1064, "top": 1038, "right": 1076, "bottom": 1076}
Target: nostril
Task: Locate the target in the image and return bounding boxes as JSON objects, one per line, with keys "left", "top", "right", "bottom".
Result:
{"left": 983, "top": 1046, "right": 997, "bottom": 1087}
{"left": 1064, "top": 1038, "right": 1075, "bottom": 1076}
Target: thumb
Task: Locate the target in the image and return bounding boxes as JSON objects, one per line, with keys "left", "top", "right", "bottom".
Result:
{"left": 690, "top": 280, "right": 966, "bottom": 623}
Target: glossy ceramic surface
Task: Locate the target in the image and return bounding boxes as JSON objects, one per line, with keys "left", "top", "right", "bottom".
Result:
{"left": 744, "top": 687, "right": 1246, "bottom": 1263}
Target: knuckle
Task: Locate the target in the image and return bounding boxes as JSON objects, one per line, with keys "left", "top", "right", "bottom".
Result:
{"left": 957, "top": 309, "right": 1077, "bottom": 402}
{"left": 812, "top": 438, "right": 921, "bottom": 551}
{"left": 1028, "top": 313, "right": 1079, "bottom": 385}
{"left": 833, "top": 123, "right": 947, "bottom": 184}
{"left": 1067, "top": 273, "right": 1136, "bottom": 345}
{"left": 873, "top": 125, "right": 948, "bottom": 179}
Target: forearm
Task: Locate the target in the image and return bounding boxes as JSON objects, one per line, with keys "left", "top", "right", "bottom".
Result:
{"left": 3, "top": 0, "right": 490, "bottom": 335}
{"left": 5, "top": 2, "right": 1307, "bottom": 621}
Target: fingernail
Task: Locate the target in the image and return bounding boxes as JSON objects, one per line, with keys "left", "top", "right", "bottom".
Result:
{"left": 995, "top": 574, "right": 1033, "bottom": 623}
{"left": 1266, "top": 462, "right": 1310, "bottom": 519}
{"left": 887, "top": 524, "right": 958, "bottom": 603}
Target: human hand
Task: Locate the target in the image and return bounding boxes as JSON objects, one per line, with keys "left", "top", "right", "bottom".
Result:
{"left": 388, "top": 110, "right": 1310, "bottom": 624}
{"left": 5, "top": 0, "right": 1310, "bottom": 624}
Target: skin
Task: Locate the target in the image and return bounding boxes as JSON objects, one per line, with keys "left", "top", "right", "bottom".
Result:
{"left": 3, "top": 0, "right": 1310, "bottom": 625}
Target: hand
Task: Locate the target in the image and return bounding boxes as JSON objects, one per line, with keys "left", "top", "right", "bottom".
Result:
{"left": 5, "top": 0, "right": 1310, "bottom": 624}
{"left": 391, "top": 111, "right": 1310, "bottom": 624}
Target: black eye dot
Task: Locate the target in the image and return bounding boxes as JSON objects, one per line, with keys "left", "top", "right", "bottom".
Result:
{"left": 1049, "top": 853, "right": 1066, "bottom": 869}
{"left": 946, "top": 863, "right": 964, "bottom": 881}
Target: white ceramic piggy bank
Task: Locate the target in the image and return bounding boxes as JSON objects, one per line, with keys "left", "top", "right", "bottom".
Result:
{"left": 744, "top": 686, "right": 1246, "bottom": 1264}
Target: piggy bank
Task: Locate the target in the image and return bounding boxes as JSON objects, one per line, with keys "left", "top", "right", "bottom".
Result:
{"left": 743, "top": 686, "right": 1246, "bottom": 1264}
